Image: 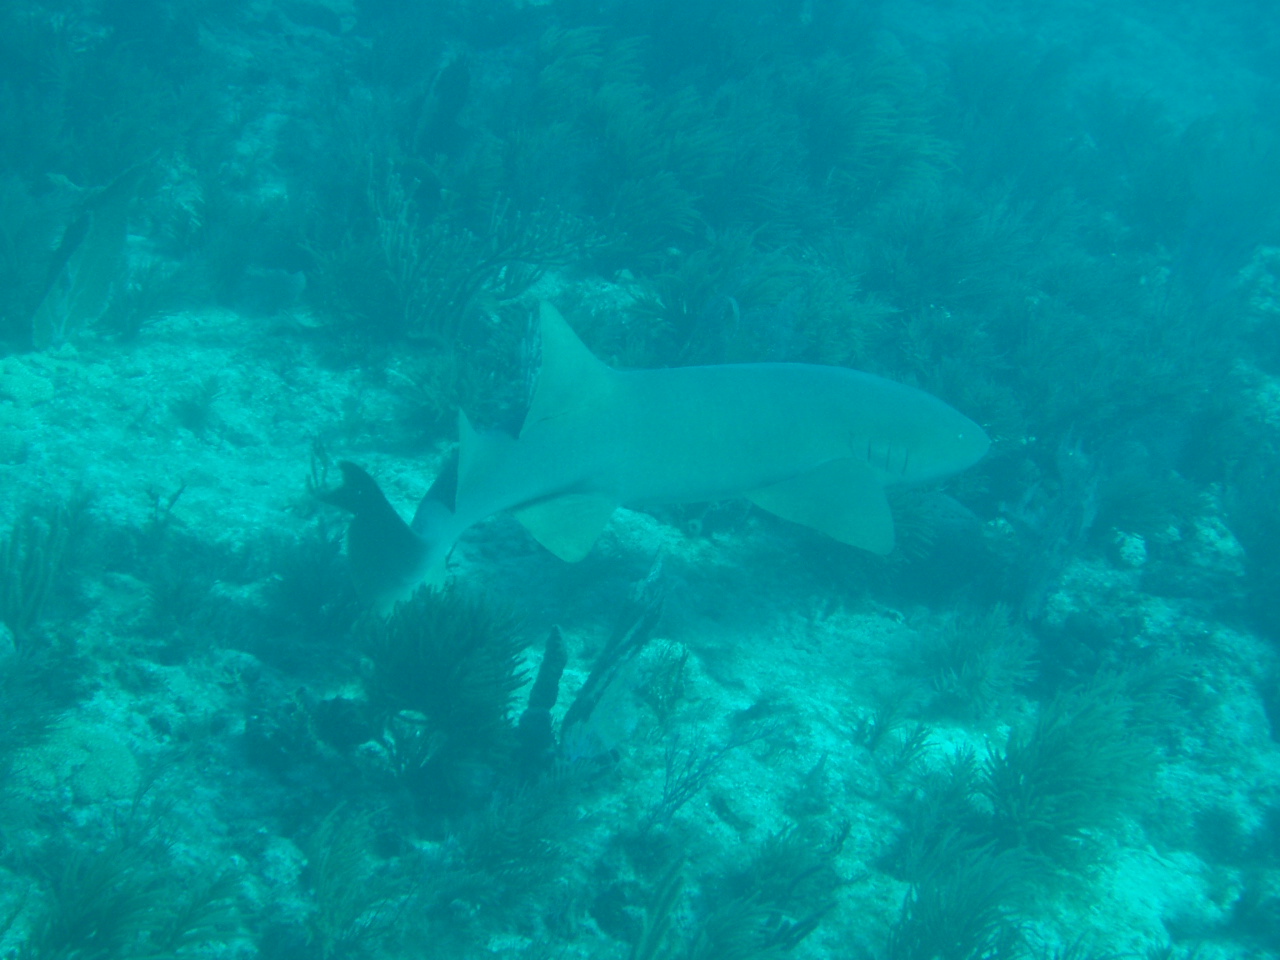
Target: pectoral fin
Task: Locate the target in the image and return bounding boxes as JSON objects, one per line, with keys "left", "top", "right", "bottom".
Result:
{"left": 746, "top": 459, "right": 895, "bottom": 555}
{"left": 514, "top": 494, "right": 617, "bottom": 562}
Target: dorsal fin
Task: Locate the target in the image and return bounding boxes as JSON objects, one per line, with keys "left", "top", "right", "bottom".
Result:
{"left": 522, "top": 302, "right": 615, "bottom": 436}
{"left": 456, "top": 409, "right": 518, "bottom": 512}
{"left": 457, "top": 409, "right": 480, "bottom": 493}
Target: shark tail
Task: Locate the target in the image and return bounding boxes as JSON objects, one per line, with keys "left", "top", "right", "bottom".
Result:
{"left": 320, "top": 461, "right": 456, "bottom": 613}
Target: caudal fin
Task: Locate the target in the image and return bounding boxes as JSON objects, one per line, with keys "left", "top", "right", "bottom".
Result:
{"left": 319, "top": 462, "right": 443, "bottom": 613}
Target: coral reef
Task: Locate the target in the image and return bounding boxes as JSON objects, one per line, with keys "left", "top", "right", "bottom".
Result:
{"left": 1, "top": 2, "right": 1277, "bottom": 959}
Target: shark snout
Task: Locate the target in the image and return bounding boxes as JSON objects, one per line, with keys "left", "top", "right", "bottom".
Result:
{"left": 952, "top": 417, "right": 991, "bottom": 469}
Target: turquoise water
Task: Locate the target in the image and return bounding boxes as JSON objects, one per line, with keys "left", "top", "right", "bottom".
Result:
{"left": 1, "top": 1, "right": 1278, "bottom": 957}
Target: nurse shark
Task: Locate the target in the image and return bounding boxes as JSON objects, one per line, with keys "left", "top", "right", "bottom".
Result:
{"left": 323, "top": 302, "right": 989, "bottom": 609}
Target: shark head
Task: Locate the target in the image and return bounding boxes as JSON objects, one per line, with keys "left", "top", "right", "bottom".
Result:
{"left": 907, "top": 408, "right": 990, "bottom": 483}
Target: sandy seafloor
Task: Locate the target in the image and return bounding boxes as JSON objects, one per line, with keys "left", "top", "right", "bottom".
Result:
{"left": 2, "top": 0, "right": 1280, "bottom": 957}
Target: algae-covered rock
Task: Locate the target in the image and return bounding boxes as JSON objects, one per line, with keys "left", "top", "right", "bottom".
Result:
{"left": 0, "top": 357, "right": 56, "bottom": 407}
{"left": 14, "top": 720, "right": 141, "bottom": 804}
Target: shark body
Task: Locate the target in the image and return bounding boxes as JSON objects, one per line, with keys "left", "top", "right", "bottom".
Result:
{"left": 326, "top": 302, "right": 989, "bottom": 609}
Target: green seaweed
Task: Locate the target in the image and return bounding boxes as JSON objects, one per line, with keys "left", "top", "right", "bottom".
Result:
{"left": 361, "top": 587, "right": 527, "bottom": 815}
{"left": 627, "top": 823, "right": 844, "bottom": 960}
{"left": 790, "top": 51, "right": 952, "bottom": 217}
{"left": 305, "top": 804, "right": 402, "bottom": 959}
{"left": 1225, "top": 455, "right": 1280, "bottom": 638}
{"left": 630, "top": 860, "right": 684, "bottom": 960}
{"left": 644, "top": 710, "right": 777, "bottom": 832}
{"left": 518, "top": 27, "right": 730, "bottom": 264}
{"left": 982, "top": 676, "right": 1156, "bottom": 869}
{"left": 625, "top": 228, "right": 805, "bottom": 365}
{"left": 916, "top": 605, "right": 1036, "bottom": 722}
{"left": 16, "top": 838, "right": 239, "bottom": 960}
{"left": 886, "top": 836, "right": 1027, "bottom": 960}
{"left": 0, "top": 505, "right": 73, "bottom": 656}
{"left": 170, "top": 375, "right": 222, "bottom": 439}
{"left": 429, "top": 784, "right": 574, "bottom": 926}
{"left": 881, "top": 748, "right": 988, "bottom": 884}
{"left": 308, "top": 162, "right": 589, "bottom": 357}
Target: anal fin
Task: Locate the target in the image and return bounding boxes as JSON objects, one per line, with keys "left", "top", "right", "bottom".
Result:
{"left": 514, "top": 494, "right": 617, "bottom": 562}
{"left": 746, "top": 459, "right": 895, "bottom": 555}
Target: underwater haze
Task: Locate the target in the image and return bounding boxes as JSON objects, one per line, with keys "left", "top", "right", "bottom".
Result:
{"left": 2, "top": 0, "right": 1279, "bottom": 958}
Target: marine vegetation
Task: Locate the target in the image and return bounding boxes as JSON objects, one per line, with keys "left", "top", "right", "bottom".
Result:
{"left": 28, "top": 162, "right": 150, "bottom": 349}
{"left": 360, "top": 586, "right": 526, "bottom": 816}
{"left": 886, "top": 836, "right": 1027, "bottom": 960}
{"left": 419, "top": 781, "right": 578, "bottom": 935}
{"left": 1, "top": 1, "right": 1276, "bottom": 959}
{"left": 627, "top": 823, "right": 844, "bottom": 960}
{"left": 310, "top": 165, "right": 590, "bottom": 346}
{"left": 259, "top": 518, "right": 359, "bottom": 649}
{"left": 0, "top": 651, "right": 84, "bottom": 858}
{"left": 881, "top": 748, "right": 989, "bottom": 884}
{"left": 0, "top": 176, "right": 60, "bottom": 346}
{"left": 0, "top": 1, "right": 216, "bottom": 349}
{"left": 644, "top": 715, "right": 777, "bottom": 833}
{"left": 914, "top": 604, "right": 1036, "bottom": 721}
{"left": 625, "top": 227, "right": 805, "bottom": 366}
{"left": 516, "top": 26, "right": 731, "bottom": 266}
{"left": 1, "top": 504, "right": 74, "bottom": 655}
{"left": 304, "top": 804, "right": 405, "bottom": 959}
{"left": 15, "top": 835, "right": 239, "bottom": 960}
{"left": 982, "top": 676, "right": 1157, "bottom": 869}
